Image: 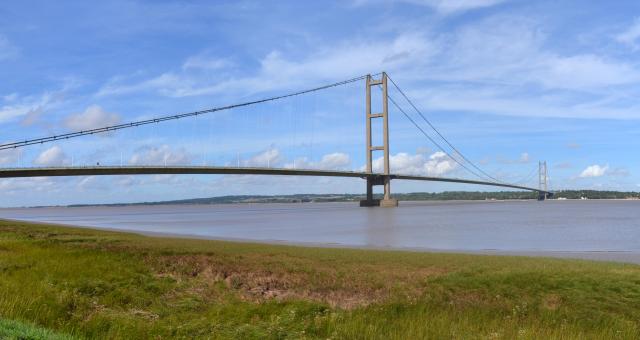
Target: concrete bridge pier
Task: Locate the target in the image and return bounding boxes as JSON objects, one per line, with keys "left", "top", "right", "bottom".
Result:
{"left": 537, "top": 191, "right": 554, "bottom": 201}
{"left": 360, "top": 175, "right": 399, "bottom": 207}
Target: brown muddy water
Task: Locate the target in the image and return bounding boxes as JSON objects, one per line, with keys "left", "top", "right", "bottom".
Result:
{"left": 2, "top": 200, "right": 640, "bottom": 263}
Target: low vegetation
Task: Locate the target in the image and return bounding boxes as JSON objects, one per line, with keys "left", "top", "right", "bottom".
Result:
{"left": 0, "top": 318, "right": 73, "bottom": 340}
{"left": 1, "top": 219, "right": 639, "bottom": 339}
{"left": 66, "top": 190, "right": 640, "bottom": 207}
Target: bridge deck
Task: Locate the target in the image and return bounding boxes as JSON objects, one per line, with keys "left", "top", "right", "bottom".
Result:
{"left": 0, "top": 166, "right": 549, "bottom": 194}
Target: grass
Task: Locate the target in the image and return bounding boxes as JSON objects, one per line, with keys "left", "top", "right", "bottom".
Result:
{"left": 0, "top": 318, "right": 74, "bottom": 340}
{"left": 0, "top": 219, "right": 639, "bottom": 339}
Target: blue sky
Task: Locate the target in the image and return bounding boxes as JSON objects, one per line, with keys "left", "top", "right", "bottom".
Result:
{"left": 2, "top": 0, "right": 640, "bottom": 206}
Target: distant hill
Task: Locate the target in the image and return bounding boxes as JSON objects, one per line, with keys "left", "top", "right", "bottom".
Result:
{"left": 66, "top": 190, "right": 640, "bottom": 207}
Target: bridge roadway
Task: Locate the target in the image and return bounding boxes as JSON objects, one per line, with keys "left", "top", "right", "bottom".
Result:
{"left": 0, "top": 166, "right": 550, "bottom": 194}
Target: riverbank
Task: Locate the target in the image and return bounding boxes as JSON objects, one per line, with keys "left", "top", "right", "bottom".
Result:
{"left": 1, "top": 219, "right": 640, "bottom": 339}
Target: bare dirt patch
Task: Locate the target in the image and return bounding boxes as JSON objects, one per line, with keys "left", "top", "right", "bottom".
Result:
{"left": 146, "top": 253, "right": 448, "bottom": 309}
{"left": 543, "top": 294, "right": 562, "bottom": 310}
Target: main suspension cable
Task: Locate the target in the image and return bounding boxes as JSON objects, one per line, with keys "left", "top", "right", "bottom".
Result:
{"left": 514, "top": 166, "right": 538, "bottom": 185}
{"left": 387, "top": 74, "right": 504, "bottom": 184}
{"left": 384, "top": 88, "right": 491, "bottom": 182}
{"left": 1, "top": 74, "right": 375, "bottom": 151}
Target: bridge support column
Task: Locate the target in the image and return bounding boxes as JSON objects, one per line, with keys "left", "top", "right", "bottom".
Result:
{"left": 360, "top": 177, "right": 379, "bottom": 207}
{"left": 359, "top": 72, "right": 398, "bottom": 207}
{"left": 538, "top": 161, "right": 548, "bottom": 201}
{"left": 380, "top": 176, "right": 398, "bottom": 207}
{"left": 359, "top": 175, "right": 398, "bottom": 207}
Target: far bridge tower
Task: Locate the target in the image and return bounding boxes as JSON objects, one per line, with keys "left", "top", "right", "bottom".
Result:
{"left": 538, "top": 161, "right": 549, "bottom": 201}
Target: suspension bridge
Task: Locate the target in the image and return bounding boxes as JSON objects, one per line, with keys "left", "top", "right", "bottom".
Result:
{"left": 0, "top": 72, "right": 552, "bottom": 206}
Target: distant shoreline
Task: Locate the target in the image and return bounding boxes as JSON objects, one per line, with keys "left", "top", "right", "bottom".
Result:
{"left": 7, "top": 193, "right": 640, "bottom": 209}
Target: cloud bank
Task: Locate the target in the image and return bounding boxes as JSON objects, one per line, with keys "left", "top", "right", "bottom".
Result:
{"left": 579, "top": 164, "right": 609, "bottom": 178}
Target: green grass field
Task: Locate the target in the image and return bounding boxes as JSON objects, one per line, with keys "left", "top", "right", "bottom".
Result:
{"left": 0, "top": 318, "right": 73, "bottom": 340}
{"left": 1, "top": 219, "right": 639, "bottom": 339}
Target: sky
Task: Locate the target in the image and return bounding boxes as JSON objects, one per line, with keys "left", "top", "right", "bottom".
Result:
{"left": 1, "top": 0, "right": 640, "bottom": 206}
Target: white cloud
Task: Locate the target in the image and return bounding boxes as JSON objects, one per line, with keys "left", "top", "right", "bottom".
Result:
{"left": 182, "top": 55, "right": 231, "bottom": 70}
{"left": 432, "top": 16, "right": 640, "bottom": 90}
{"left": 285, "top": 152, "right": 351, "bottom": 170}
{"left": 65, "top": 105, "right": 121, "bottom": 131}
{"left": 243, "top": 148, "right": 282, "bottom": 167}
{"left": 20, "top": 107, "right": 45, "bottom": 127}
{"left": 252, "top": 33, "right": 433, "bottom": 87}
{"left": 498, "top": 152, "right": 530, "bottom": 164}
{"left": 616, "top": 17, "right": 640, "bottom": 49}
{"left": 95, "top": 11, "right": 640, "bottom": 120}
{"left": 0, "top": 144, "right": 22, "bottom": 165}
{"left": 34, "top": 146, "right": 68, "bottom": 167}
{"left": 579, "top": 164, "right": 609, "bottom": 178}
{"left": 554, "top": 162, "right": 572, "bottom": 169}
{"left": 190, "top": 149, "right": 356, "bottom": 194}
{"left": 78, "top": 176, "right": 100, "bottom": 191}
{"left": 608, "top": 167, "right": 630, "bottom": 177}
{"left": 540, "top": 54, "right": 639, "bottom": 89}
{"left": 116, "top": 176, "right": 142, "bottom": 188}
{"left": 317, "top": 152, "right": 351, "bottom": 169}
{"left": 1, "top": 81, "right": 76, "bottom": 125}
{"left": 3, "top": 93, "right": 18, "bottom": 102}
{"left": 0, "top": 177, "right": 58, "bottom": 194}
{"left": 408, "top": 0, "right": 505, "bottom": 14}
{"left": 407, "top": 15, "right": 640, "bottom": 119}
{"left": 370, "top": 151, "right": 458, "bottom": 176}
{"left": 353, "top": 0, "right": 504, "bottom": 14}
{"left": 97, "top": 32, "right": 435, "bottom": 98}
{"left": 0, "top": 92, "right": 56, "bottom": 124}
{"left": 219, "top": 148, "right": 352, "bottom": 172}
{"left": 97, "top": 73, "right": 178, "bottom": 97}
{"left": 129, "top": 145, "right": 191, "bottom": 166}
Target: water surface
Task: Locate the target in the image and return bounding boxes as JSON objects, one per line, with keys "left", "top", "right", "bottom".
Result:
{"left": 2, "top": 200, "right": 639, "bottom": 258}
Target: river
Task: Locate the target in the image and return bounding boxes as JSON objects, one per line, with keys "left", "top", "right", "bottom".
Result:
{"left": 2, "top": 200, "right": 640, "bottom": 263}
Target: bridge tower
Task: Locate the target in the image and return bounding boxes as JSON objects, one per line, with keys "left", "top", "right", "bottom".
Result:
{"left": 360, "top": 72, "right": 399, "bottom": 207}
{"left": 538, "top": 161, "right": 548, "bottom": 201}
